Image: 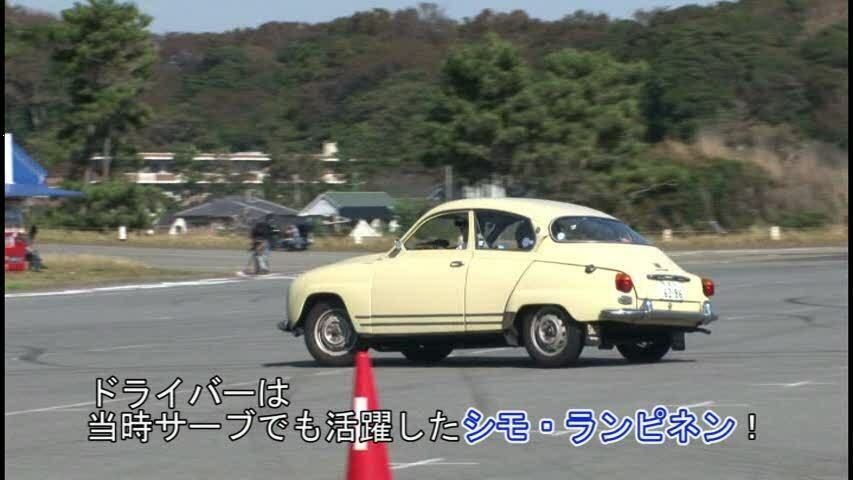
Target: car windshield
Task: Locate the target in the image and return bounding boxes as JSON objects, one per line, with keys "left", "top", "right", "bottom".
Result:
{"left": 550, "top": 216, "right": 650, "bottom": 245}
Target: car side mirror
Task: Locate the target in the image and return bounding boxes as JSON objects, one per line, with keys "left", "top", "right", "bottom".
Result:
{"left": 389, "top": 239, "right": 403, "bottom": 258}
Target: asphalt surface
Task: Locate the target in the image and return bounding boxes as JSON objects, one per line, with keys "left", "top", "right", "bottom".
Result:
{"left": 5, "top": 247, "right": 849, "bottom": 479}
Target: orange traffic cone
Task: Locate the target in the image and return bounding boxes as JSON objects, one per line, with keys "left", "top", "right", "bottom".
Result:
{"left": 346, "top": 350, "right": 392, "bottom": 480}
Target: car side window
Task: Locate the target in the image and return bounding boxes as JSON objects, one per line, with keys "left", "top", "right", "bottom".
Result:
{"left": 404, "top": 212, "right": 469, "bottom": 250}
{"left": 474, "top": 210, "right": 536, "bottom": 251}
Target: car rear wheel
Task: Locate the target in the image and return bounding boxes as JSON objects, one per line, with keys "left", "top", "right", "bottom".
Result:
{"left": 523, "top": 306, "right": 584, "bottom": 368}
{"left": 304, "top": 301, "right": 358, "bottom": 366}
{"left": 401, "top": 344, "right": 453, "bottom": 364}
{"left": 617, "top": 339, "right": 671, "bottom": 363}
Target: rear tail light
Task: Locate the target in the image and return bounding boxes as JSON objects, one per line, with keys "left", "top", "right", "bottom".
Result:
{"left": 702, "top": 278, "right": 715, "bottom": 297}
{"left": 615, "top": 272, "right": 634, "bottom": 293}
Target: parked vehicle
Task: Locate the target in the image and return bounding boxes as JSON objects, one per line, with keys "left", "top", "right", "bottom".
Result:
{"left": 278, "top": 198, "right": 717, "bottom": 367}
{"left": 273, "top": 224, "right": 312, "bottom": 251}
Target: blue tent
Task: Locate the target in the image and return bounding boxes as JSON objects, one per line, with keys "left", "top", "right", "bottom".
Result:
{"left": 4, "top": 134, "right": 83, "bottom": 198}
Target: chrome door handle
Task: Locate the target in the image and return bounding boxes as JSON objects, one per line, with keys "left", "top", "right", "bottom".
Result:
{"left": 449, "top": 261, "right": 464, "bottom": 268}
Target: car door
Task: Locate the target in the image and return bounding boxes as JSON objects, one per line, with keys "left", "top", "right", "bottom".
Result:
{"left": 368, "top": 210, "right": 473, "bottom": 334}
{"left": 465, "top": 210, "right": 538, "bottom": 332}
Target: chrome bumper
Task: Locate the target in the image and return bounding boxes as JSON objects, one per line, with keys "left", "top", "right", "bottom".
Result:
{"left": 599, "top": 299, "right": 717, "bottom": 325}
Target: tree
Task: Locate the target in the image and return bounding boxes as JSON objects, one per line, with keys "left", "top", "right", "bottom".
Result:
{"left": 34, "top": 181, "right": 173, "bottom": 229}
{"left": 52, "top": 0, "right": 156, "bottom": 182}
{"left": 420, "top": 34, "right": 530, "bottom": 181}
{"left": 508, "top": 49, "right": 648, "bottom": 196}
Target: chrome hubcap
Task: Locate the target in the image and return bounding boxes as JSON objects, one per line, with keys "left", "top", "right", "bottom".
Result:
{"left": 315, "top": 310, "right": 355, "bottom": 356}
{"left": 531, "top": 310, "right": 568, "bottom": 356}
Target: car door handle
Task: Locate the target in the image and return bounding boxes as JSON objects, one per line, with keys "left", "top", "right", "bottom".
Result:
{"left": 449, "top": 261, "right": 465, "bottom": 268}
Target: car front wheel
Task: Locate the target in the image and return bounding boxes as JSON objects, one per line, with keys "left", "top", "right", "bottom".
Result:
{"left": 617, "top": 339, "right": 671, "bottom": 363}
{"left": 523, "top": 306, "right": 584, "bottom": 368}
{"left": 304, "top": 301, "right": 358, "bottom": 366}
{"left": 401, "top": 344, "right": 453, "bottom": 364}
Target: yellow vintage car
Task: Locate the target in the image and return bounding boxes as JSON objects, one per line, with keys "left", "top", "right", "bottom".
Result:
{"left": 279, "top": 198, "right": 717, "bottom": 367}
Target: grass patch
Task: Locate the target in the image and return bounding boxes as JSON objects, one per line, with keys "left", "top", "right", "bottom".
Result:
{"left": 35, "top": 225, "right": 847, "bottom": 253}
{"left": 36, "top": 228, "right": 398, "bottom": 252}
{"left": 36, "top": 229, "right": 248, "bottom": 250}
{"left": 653, "top": 225, "right": 848, "bottom": 250}
{"left": 4, "top": 254, "right": 214, "bottom": 292}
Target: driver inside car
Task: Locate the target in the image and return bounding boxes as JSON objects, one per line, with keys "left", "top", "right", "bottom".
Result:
{"left": 515, "top": 222, "right": 536, "bottom": 250}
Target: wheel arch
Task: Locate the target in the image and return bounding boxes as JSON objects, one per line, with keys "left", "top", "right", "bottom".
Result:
{"left": 295, "top": 292, "right": 349, "bottom": 329}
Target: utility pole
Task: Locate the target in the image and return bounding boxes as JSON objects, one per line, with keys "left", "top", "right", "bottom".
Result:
{"left": 444, "top": 165, "right": 453, "bottom": 201}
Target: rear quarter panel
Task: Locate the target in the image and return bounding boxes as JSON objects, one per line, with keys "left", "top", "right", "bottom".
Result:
{"left": 506, "top": 260, "right": 630, "bottom": 321}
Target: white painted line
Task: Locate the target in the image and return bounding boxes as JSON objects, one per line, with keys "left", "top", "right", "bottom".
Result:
{"left": 682, "top": 401, "right": 715, "bottom": 408}
{"left": 754, "top": 380, "right": 837, "bottom": 388}
{"left": 391, "top": 461, "right": 480, "bottom": 467}
{"left": 4, "top": 274, "right": 296, "bottom": 299}
{"left": 464, "top": 347, "right": 511, "bottom": 355}
{"left": 4, "top": 379, "right": 262, "bottom": 417}
{"left": 35, "top": 335, "right": 259, "bottom": 358}
{"left": 726, "top": 306, "right": 827, "bottom": 321}
{"left": 448, "top": 347, "right": 512, "bottom": 357}
{"left": 392, "top": 458, "right": 445, "bottom": 470}
{"left": 312, "top": 369, "right": 349, "bottom": 376}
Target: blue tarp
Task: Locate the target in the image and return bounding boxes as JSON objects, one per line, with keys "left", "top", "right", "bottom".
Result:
{"left": 4, "top": 137, "right": 83, "bottom": 198}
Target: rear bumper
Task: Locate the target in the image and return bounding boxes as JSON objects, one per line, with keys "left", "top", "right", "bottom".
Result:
{"left": 599, "top": 299, "right": 717, "bottom": 325}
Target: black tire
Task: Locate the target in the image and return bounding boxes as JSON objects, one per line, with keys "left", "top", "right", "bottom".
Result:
{"left": 523, "top": 306, "right": 584, "bottom": 368}
{"left": 401, "top": 344, "right": 453, "bottom": 364}
{"left": 617, "top": 339, "right": 671, "bottom": 363}
{"left": 303, "top": 301, "right": 358, "bottom": 366}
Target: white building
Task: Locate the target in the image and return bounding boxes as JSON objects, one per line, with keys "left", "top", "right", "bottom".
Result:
{"left": 91, "top": 151, "right": 270, "bottom": 185}
{"left": 313, "top": 141, "right": 348, "bottom": 185}
{"left": 92, "top": 141, "right": 354, "bottom": 187}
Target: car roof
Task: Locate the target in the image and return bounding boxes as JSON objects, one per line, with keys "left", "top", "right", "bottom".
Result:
{"left": 425, "top": 198, "right": 617, "bottom": 225}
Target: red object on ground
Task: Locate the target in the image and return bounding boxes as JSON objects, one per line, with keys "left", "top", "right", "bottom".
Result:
{"left": 4, "top": 233, "right": 27, "bottom": 272}
{"left": 347, "top": 350, "right": 392, "bottom": 480}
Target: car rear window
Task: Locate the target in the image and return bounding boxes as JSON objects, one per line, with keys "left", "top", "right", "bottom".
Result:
{"left": 550, "top": 216, "right": 650, "bottom": 245}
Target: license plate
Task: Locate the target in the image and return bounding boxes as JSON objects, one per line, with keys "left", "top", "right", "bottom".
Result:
{"left": 657, "top": 281, "right": 685, "bottom": 300}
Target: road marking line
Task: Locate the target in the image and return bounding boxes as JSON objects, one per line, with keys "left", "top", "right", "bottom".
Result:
{"left": 392, "top": 458, "right": 445, "bottom": 470}
{"left": 33, "top": 335, "right": 259, "bottom": 359}
{"left": 391, "top": 461, "right": 480, "bottom": 467}
{"left": 727, "top": 306, "right": 826, "bottom": 321}
{"left": 754, "top": 380, "right": 837, "bottom": 388}
{"left": 312, "top": 369, "right": 349, "bottom": 376}
{"left": 4, "top": 379, "right": 263, "bottom": 417}
{"left": 4, "top": 274, "right": 296, "bottom": 299}
{"left": 682, "top": 401, "right": 715, "bottom": 408}
{"left": 463, "top": 347, "right": 511, "bottom": 355}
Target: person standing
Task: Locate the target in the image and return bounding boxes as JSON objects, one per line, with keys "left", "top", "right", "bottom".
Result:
{"left": 25, "top": 225, "right": 44, "bottom": 272}
{"left": 247, "top": 216, "right": 274, "bottom": 274}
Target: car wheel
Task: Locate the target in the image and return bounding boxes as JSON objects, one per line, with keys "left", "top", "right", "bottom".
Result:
{"left": 617, "top": 339, "right": 671, "bottom": 363}
{"left": 303, "top": 301, "right": 358, "bottom": 366}
{"left": 523, "top": 306, "right": 584, "bottom": 368}
{"left": 401, "top": 344, "right": 453, "bottom": 364}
